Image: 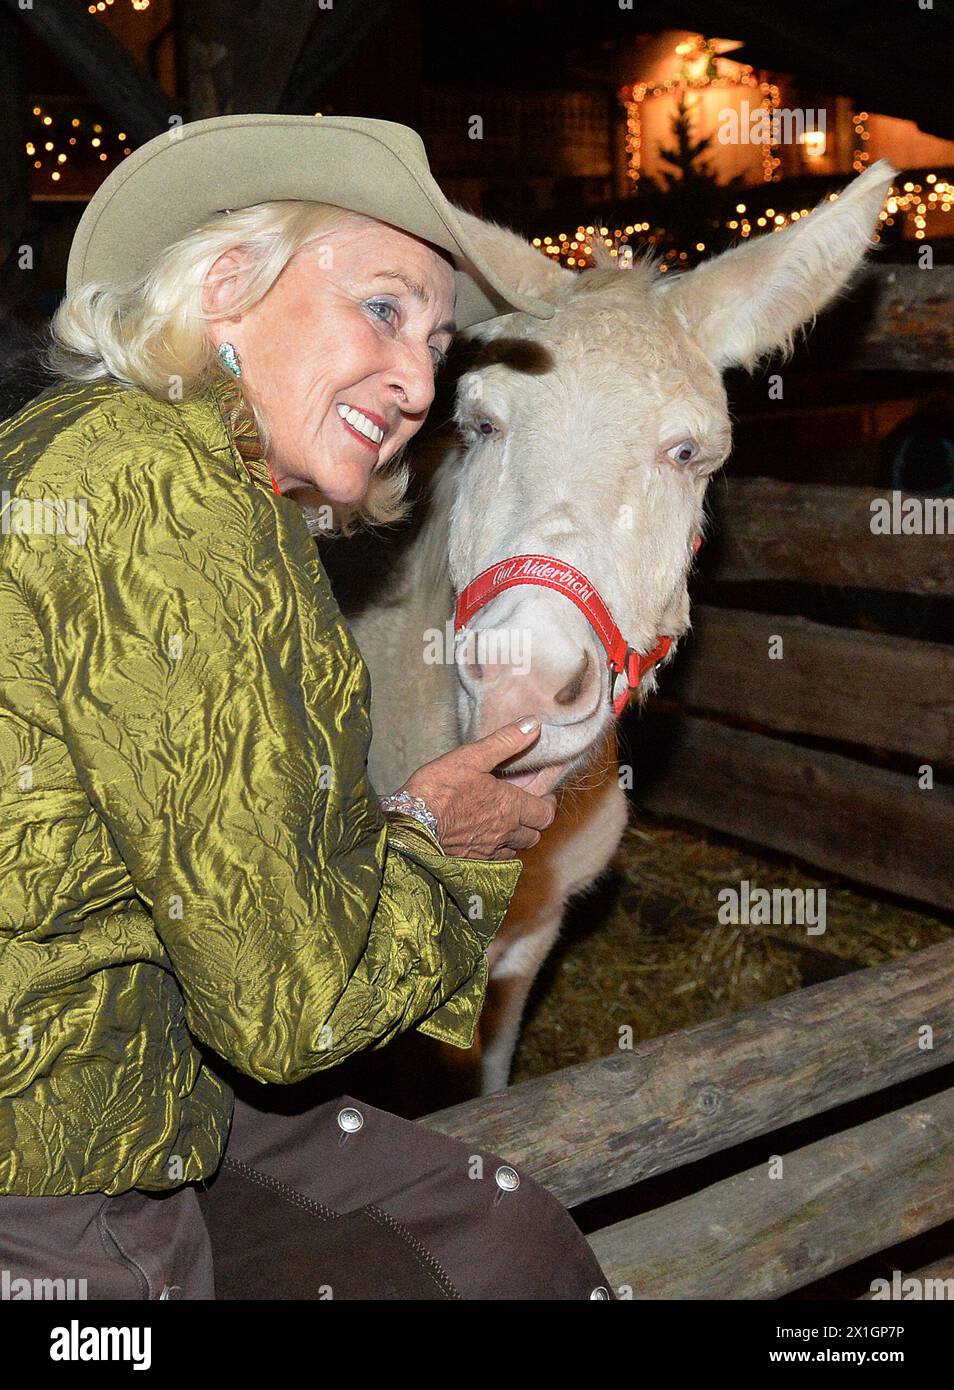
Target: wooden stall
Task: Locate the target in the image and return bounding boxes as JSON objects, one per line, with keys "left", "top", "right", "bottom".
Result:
{"left": 425, "top": 940, "right": 954, "bottom": 1297}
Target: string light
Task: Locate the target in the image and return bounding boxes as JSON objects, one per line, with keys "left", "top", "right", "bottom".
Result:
{"left": 25, "top": 104, "right": 136, "bottom": 185}
{"left": 532, "top": 176, "right": 952, "bottom": 270}
{"left": 759, "top": 81, "right": 782, "bottom": 181}
{"left": 852, "top": 110, "right": 870, "bottom": 172}
{"left": 620, "top": 35, "right": 781, "bottom": 188}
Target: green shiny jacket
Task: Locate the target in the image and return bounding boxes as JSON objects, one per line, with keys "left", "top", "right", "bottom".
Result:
{"left": 0, "top": 375, "right": 521, "bottom": 1196}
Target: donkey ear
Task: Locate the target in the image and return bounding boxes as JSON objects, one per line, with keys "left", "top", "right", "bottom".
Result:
{"left": 451, "top": 204, "right": 578, "bottom": 334}
{"left": 659, "top": 160, "right": 896, "bottom": 372}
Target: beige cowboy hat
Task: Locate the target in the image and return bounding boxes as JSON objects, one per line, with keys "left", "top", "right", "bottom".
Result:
{"left": 66, "top": 113, "right": 555, "bottom": 330}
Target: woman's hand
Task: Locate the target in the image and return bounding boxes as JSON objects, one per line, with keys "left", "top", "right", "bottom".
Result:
{"left": 396, "top": 718, "right": 557, "bottom": 860}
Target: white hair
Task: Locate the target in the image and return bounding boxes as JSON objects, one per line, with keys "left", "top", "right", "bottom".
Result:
{"left": 47, "top": 200, "right": 417, "bottom": 537}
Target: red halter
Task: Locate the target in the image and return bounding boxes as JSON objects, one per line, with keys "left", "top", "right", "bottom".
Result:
{"left": 453, "top": 536, "right": 702, "bottom": 719}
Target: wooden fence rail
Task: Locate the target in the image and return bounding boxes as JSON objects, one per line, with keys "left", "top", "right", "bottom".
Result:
{"left": 850, "top": 265, "right": 954, "bottom": 373}
{"left": 669, "top": 606, "right": 954, "bottom": 763}
{"left": 635, "top": 466, "right": 954, "bottom": 907}
{"left": 632, "top": 711, "right": 954, "bottom": 912}
{"left": 424, "top": 940, "right": 954, "bottom": 1209}
{"left": 590, "top": 1087, "right": 954, "bottom": 1298}
{"left": 705, "top": 479, "right": 954, "bottom": 595}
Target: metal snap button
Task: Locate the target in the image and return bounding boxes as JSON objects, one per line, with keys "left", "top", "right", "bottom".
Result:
{"left": 590, "top": 1286, "right": 610, "bottom": 1300}
{"left": 159, "top": 1284, "right": 182, "bottom": 1300}
{"left": 494, "top": 1165, "right": 520, "bottom": 1192}
{"left": 337, "top": 1106, "right": 364, "bottom": 1134}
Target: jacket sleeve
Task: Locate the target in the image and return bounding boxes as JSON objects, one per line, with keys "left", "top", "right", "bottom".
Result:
{"left": 10, "top": 424, "right": 521, "bottom": 1084}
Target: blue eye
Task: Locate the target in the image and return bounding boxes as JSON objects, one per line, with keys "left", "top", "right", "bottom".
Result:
{"left": 368, "top": 297, "right": 447, "bottom": 372}
{"left": 366, "top": 298, "right": 398, "bottom": 325}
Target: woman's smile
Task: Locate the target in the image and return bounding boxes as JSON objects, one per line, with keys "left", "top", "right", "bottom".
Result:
{"left": 336, "top": 401, "right": 385, "bottom": 452}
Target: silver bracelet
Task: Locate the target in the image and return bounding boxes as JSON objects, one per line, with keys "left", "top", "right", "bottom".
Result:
{"left": 378, "top": 790, "right": 442, "bottom": 848}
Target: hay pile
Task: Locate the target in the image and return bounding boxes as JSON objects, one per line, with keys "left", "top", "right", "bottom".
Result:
{"left": 511, "top": 813, "right": 954, "bottom": 1084}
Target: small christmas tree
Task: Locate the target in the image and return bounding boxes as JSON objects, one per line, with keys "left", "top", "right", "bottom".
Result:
{"left": 639, "top": 94, "right": 744, "bottom": 262}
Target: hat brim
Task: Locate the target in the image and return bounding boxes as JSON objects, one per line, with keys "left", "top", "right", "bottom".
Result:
{"left": 65, "top": 114, "right": 556, "bottom": 330}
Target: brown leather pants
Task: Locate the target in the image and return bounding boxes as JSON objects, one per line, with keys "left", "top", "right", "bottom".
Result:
{"left": 0, "top": 1091, "right": 613, "bottom": 1300}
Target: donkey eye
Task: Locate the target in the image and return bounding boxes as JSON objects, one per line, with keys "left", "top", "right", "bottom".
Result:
{"left": 459, "top": 404, "right": 503, "bottom": 442}
{"left": 466, "top": 416, "right": 499, "bottom": 439}
{"left": 666, "top": 440, "right": 698, "bottom": 466}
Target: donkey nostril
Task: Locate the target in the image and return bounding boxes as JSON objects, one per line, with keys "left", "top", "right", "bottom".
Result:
{"left": 554, "top": 649, "right": 590, "bottom": 707}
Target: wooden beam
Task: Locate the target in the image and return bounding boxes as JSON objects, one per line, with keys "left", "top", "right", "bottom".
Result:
{"left": 233, "top": 0, "right": 318, "bottom": 114}
{"left": 281, "top": 0, "right": 397, "bottom": 113}
{"left": 665, "top": 607, "right": 954, "bottom": 763}
{"left": 589, "top": 1087, "right": 954, "bottom": 1298}
{"left": 705, "top": 479, "right": 954, "bottom": 596}
{"left": 850, "top": 267, "right": 954, "bottom": 374}
{"left": 178, "top": 0, "right": 240, "bottom": 120}
{"left": 424, "top": 940, "right": 954, "bottom": 1208}
{"left": 632, "top": 711, "right": 954, "bottom": 911}
{"left": 178, "top": 0, "right": 318, "bottom": 118}
{"left": 2, "top": 0, "right": 177, "bottom": 144}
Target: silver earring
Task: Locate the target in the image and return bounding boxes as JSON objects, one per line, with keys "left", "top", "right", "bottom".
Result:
{"left": 217, "top": 342, "right": 242, "bottom": 378}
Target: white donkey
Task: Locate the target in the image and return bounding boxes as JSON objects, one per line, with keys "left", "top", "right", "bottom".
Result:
{"left": 342, "top": 161, "right": 895, "bottom": 1097}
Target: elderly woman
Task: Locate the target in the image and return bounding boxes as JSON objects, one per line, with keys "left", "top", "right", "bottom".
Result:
{"left": 0, "top": 115, "right": 613, "bottom": 1300}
